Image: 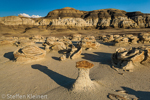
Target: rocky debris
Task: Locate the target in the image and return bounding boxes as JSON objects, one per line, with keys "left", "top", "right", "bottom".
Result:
{"left": 71, "top": 34, "right": 82, "bottom": 41}
{"left": 78, "top": 36, "right": 100, "bottom": 49}
{"left": 15, "top": 40, "right": 35, "bottom": 47}
{"left": 13, "top": 45, "right": 46, "bottom": 62}
{"left": 71, "top": 60, "right": 99, "bottom": 92}
{"left": 111, "top": 46, "right": 150, "bottom": 72}
{"left": 43, "top": 36, "right": 72, "bottom": 51}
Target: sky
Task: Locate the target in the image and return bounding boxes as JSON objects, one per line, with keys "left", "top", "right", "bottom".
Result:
{"left": 0, "top": 0, "right": 150, "bottom": 17}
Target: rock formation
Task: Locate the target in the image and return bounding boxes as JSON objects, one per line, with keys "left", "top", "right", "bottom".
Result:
{"left": 78, "top": 36, "right": 100, "bottom": 49}
{"left": 43, "top": 36, "right": 72, "bottom": 51}
{"left": 111, "top": 46, "right": 150, "bottom": 72}
{"left": 71, "top": 60, "right": 98, "bottom": 92}
{"left": 0, "top": 7, "right": 150, "bottom": 32}
{"left": 59, "top": 45, "right": 82, "bottom": 61}
{"left": 99, "top": 33, "right": 150, "bottom": 46}
{"left": 13, "top": 45, "right": 46, "bottom": 62}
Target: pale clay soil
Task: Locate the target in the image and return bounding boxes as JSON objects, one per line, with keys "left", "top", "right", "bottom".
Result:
{"left": 0, "top": 29, "right": 150, "bottom": 100}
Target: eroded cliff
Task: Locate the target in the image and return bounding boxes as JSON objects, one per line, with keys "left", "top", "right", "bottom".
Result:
{"left": 0, "top": 7, "right": 150, "bottom": 32}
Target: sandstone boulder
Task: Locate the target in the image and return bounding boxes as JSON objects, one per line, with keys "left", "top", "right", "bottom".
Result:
{"left": 78, "top": 36, "right": 100, "bottom": 49}
{"left": 13, "top": 45, "right": 46, "bottom": 62}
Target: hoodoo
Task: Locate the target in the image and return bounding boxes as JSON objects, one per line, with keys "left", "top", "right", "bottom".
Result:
{"left": 71, "top": 60, "right": 98, "bottom": 92}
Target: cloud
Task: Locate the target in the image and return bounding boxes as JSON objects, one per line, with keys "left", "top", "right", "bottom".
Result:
{"left": 18, "top": 13, "right": 42, "bottom": 18}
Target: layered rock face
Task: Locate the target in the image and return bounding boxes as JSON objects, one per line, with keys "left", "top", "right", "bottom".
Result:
{"left": 0, "top": 16, "right": 39, "bottom": 25}
{"left": 0, "top": 7, "right": 150, "bottom": 30}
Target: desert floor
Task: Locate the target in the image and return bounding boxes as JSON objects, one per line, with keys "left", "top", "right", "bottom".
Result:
{"left": 0, "top": 29, "right": 150, "bottom": 100}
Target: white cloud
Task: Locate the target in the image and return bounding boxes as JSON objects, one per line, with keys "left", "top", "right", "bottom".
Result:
{"left": 18, "top": 13, "right": 42, "bottom": 18}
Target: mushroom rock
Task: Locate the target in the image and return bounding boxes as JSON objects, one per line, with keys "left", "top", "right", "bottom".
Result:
{"left": 13, "top": 45, "right": 46, "bottom": 62}
{"left": 71, "top": 60, "right": 99, "bottom": 92}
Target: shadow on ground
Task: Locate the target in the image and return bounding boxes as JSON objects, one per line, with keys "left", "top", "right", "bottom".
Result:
{"left": 31, "top": 64, "right": 75, "bottom": 89}
{"left": 122, "top": 86, "right": 150, "bottom": 100}
{"left": 52, "top": 57, "right": 60, "bottom": 61}
{"left": 82, "top": 52, "right": 112, "bottom": 66}
{"left": 3, "top": 52, "right": 14, "bottom": 60}
{"left": 36, "top": 42, "right": 43, "bottom": 44}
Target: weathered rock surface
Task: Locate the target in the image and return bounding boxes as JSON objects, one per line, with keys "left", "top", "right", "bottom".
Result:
{"left": 112, "top": 46, "right": 150, "bottom": 71}
{"left": 70, "top": 47, "right": 82, "bottom": 59}
{"left": 99, "top": 33, "right": 150, "bottom": 46}
{"left": 59, "top": 45, "right": 82, "bottom": 61}
{"left": 78, "top": 36, "right": 100, "bottom": 49}
{"left": 13, "top": 45, "right": 46, "bottom": 62}
{"left": 43, "top": 36, "right": 72, "bottom": 51}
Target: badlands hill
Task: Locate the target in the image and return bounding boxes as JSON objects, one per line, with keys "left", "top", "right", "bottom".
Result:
{"left": 0, "top": 7, "right": 150, "bottom": 35}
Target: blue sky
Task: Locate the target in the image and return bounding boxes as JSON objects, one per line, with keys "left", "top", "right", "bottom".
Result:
{"left": 0, "top": 0, "right": 150, "bottom": 17}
